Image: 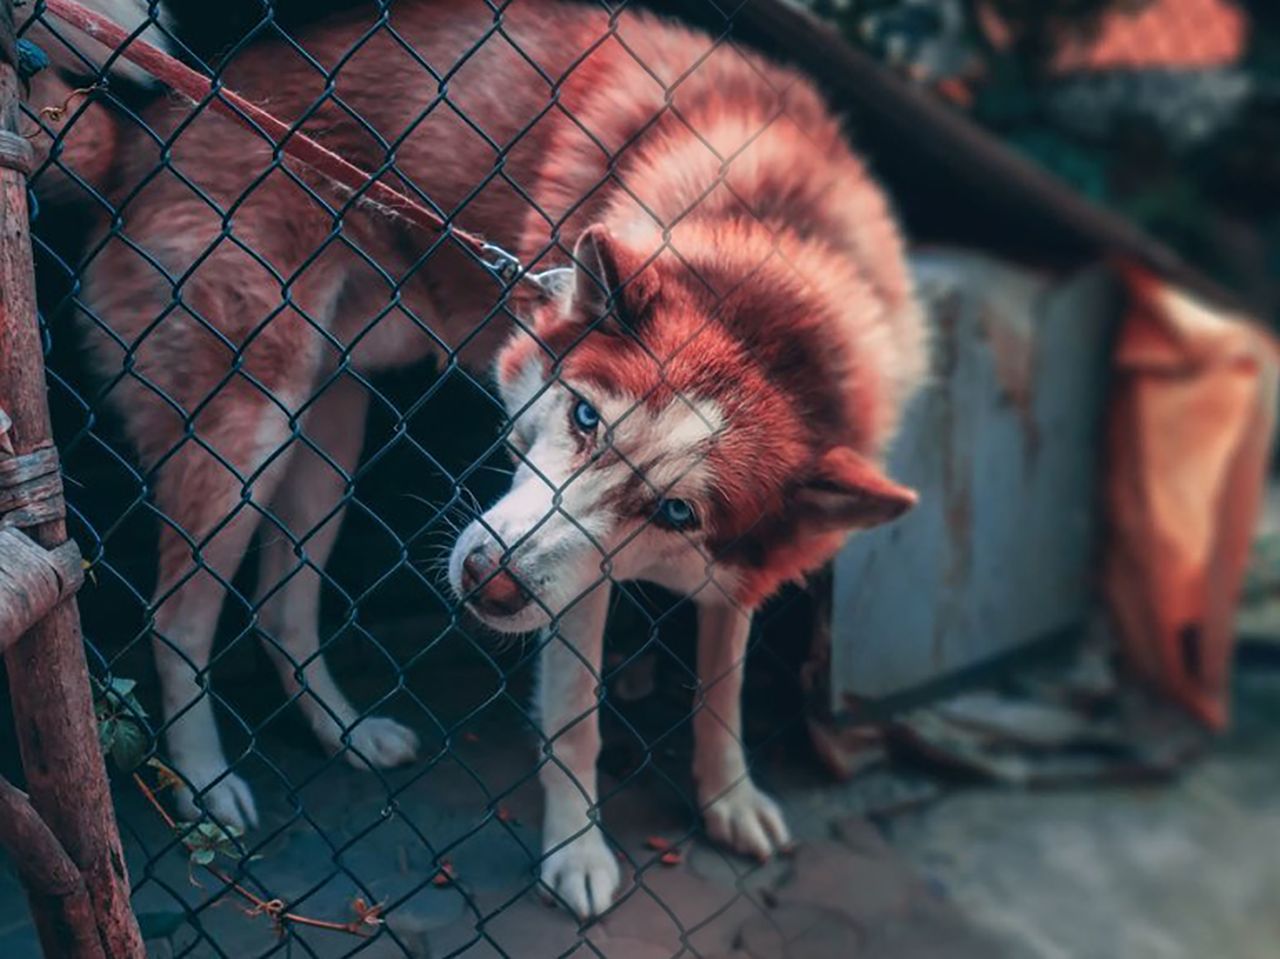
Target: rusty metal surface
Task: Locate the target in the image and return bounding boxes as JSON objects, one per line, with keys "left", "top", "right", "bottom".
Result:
{"left": 829, "top": 251, "right": 1119, "bottom": 707}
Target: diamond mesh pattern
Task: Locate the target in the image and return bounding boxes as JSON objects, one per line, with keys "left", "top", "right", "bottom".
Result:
{"left": 18, "top": 2, "right": 828, "bottom": 955}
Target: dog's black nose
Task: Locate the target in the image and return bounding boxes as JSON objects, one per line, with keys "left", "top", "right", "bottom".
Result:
{"left": 461, "top": 547, "right": 531, "bottom": 617}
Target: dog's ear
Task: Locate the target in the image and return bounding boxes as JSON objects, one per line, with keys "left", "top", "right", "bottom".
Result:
{"left": 530, "top": 264, "right": 575, "bottom": 302}
{"left": 795, "top": 447, "right": 917, "bottom": 532}
{"left": 574, "top": 224, "right": 623, "bottom": 310}
{"left": 525, "top": 226, "right": 625, "bottom": 309}
{"left": 557, "top": 225, "right": 642, "bottom": 335}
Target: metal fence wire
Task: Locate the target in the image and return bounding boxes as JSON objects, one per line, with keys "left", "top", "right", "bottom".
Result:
{"left": 8, "top": 0, "right": 1261, "bottom": 956}
{"left": 14, "top": 1, "right": 854, "bottom": 955}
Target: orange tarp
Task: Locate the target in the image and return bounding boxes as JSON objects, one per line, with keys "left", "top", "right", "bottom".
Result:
{"left": 1104, "top": 261, "right": 1278, "bottom": 728}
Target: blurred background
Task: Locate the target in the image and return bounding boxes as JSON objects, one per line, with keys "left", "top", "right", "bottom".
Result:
{"left": 805, "top": 0, "right": 1280, "bottom": 318}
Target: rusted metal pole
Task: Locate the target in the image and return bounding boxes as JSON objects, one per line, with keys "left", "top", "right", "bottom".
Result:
{"left": 0, "top": 1, "right": 143, "bottom": 955}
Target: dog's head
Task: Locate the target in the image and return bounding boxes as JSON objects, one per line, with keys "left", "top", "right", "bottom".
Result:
{"left": 448, "top": 223, "right": 922, "bottom": 632}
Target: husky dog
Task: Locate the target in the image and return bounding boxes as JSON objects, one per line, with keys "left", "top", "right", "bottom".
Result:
{"left": 29, "top": 0, "right": 925, "bottom": 917}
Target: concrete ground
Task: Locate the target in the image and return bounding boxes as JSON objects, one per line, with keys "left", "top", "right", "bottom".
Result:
{"left": 886, "top": 662, "right": 1280, "bottom": 959}
{"left": 0, "top": 636, "right": 1277, "bottom": 958}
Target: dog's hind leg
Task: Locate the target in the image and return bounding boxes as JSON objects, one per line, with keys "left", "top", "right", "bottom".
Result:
{"left": 132, "top": 257, "right": 343, "bottom": 831}
{"left": 79, "top": 161, "right": 350, "bottom": 830}
{"left": 149, "top": 381, "right": 301, "bottom": 831}
{"left": 255, "top": 372, "right": 420, "bottom": 770}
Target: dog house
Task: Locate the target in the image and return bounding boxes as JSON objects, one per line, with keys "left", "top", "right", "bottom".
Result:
{"left": 828, "top": 252, "right": 1117, "bottom": 706}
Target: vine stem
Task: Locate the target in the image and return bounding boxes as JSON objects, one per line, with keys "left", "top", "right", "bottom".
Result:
{"left": 130, "top": 772, "right": 380, "bottom": 938}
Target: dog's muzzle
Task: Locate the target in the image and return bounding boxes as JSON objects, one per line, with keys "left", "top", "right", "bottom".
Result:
{"left": 459, "top": 546, "right": 533, "bottom": 618}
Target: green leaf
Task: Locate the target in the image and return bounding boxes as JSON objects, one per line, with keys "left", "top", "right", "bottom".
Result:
{"left": 180, "top": 818, "right": 244, "bottom": 862}
{"left": 135, "top": 910, "right": 186, "bottom": 942}
{"left": 92, "top": 675, "right": 148, "bottom": 725}
{"left": 108, "top": 677, "right": 137, "bottom": 698}
{"left": 98, "top": 717, "right": 116, "bottom": 754}
{"left": 110, "top": 720, "right": 148, "bottom": 772}
{"left": 190, "top": 848, "right": 216, "bottom": 866}
{"left": 118, "top": 697, "right": 147, "bottom": 724}
{"left": 196, "top": 821, "right": 231, "bottom": 841}
{"left": 179, "top": 823, "right": 211, "bottom": 851}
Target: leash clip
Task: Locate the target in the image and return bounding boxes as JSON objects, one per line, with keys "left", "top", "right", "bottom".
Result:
{"left": 479, "top": 242, "right": 524, "bottom": 287}
{"left": 481, "top": 242, "right": 574, "bottom": 299}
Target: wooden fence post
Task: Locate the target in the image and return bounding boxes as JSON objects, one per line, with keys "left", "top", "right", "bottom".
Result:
{"left": 0, "top": 1, "right": 144, "bottom": 956}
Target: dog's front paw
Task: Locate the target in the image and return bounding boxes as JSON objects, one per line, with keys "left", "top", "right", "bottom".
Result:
{"left": 334, "top": 716, "right": 420, "bottom": 770}
{"left": 702, "top": 778, "right": 791, "bottom": 862}
{"left": 540, "top": 827, "right": 622, "bottom": 920}
{"left": 174, "top": 771, "right": 259, "bottom": 832}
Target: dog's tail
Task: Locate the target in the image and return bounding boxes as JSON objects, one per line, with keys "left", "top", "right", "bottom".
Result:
{"left": 20, "top": 0, "right": 176, "bottom": 206}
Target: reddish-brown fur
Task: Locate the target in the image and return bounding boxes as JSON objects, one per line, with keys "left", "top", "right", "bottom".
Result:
{"left": 26, "top": 0, "right": 926, "bottom": 883}
{"left": 34, "top": 0, "right": 923, "bottom": 612}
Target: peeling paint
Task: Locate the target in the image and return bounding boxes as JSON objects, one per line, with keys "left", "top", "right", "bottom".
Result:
{"left": 828, "top": 252, "right": 1118, "bottom": 706}
{"left": 979, "top": 303, "right": 1041, "bottom": 460}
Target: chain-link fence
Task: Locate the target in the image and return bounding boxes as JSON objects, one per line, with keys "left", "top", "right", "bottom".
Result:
{"left": 4, "top": 0, "right": 1269, "bottom": 957}
{"left": 8, "top": 1, "right": 910, "bottom": 955}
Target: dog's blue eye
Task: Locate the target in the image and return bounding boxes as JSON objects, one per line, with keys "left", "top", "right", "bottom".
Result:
{"left": 656, "top": 498, "right": 697, "bottom": 530}
{"left": 573, "top": 399, "right": 600, "bottom": 432}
